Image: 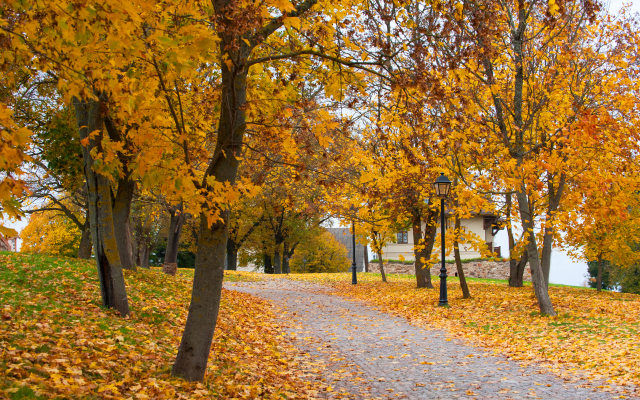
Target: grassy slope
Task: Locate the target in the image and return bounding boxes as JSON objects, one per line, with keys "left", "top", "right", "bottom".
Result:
{"left": 0, "top": 252, "right": 322, "bottom": 399}
{"left": 288, "top": 272, "right": 640, "bottom": 391}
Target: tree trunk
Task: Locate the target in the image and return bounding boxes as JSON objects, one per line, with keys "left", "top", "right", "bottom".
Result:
{"left": 171, "top": 213, "right": 228, "bottom": 381}
{"left": 540, "top": 174, "right": 566, "bottom": 286}
{"left": 74, "top": 97, "right": 129, "bottom": 317}
{"left": 596, "top": 254, "right": 604, "bottom": 291}
{"left": 364, "top": 245, "right": 369, "bottom": 272}
{"left": 139, "top": 241, "right": 151, "bottom": 268}
{"left": 274, "top": 249, "right": 282, "bottom": 274}
{"left": 411, "top": 207, "right": 436, "bottom": 289}
{"left": 132, "top": 212, "right": 154, "bottom": 268}
{"left": 283, "top": 241, "right": 297, "bottom": 274}
{"left": 131, "top": 212, "right": 142, "bottom": 266}
{"left": 505, "top": 203, "right": 528, "bottom": 288}
{"left": 378, "top": 251, "right": 386, "bottom": 283}
{"left": 264, "top": 253, "right": 273, "bottom": 274}
{"left": 112, "top": 175, "right": 136, "bottom": 272}
{"left": 453, "top": 216, "right": 470, "bottom": 299}
{"left": 283, "top": 241, "right": 289, "bottom": 274}
{"left": 506, "top": 193, "right": 520, "bottom": 287}
{"left": 508, "top": 257, "right": 518, "bottom": 286}
{"left": 171, "top": 46, "right": 248, "bottom": 379}
{"left": 103, "top": 108, "right": 136, "bottom": 273}
{"left": 516, "top": 189, "right": 556, "bottom": 316}
{"left": 164, "top": 203, "right": 185, "bottom": 268}
{"left": 226, "top": 237, "right": 238, "bottom": 270}
{"left": 510, "top": 250, "right": 528, "bottom": 287}
{"left": 540, "top": 231, "right": 553, "bottom": 287}
{"left": 77, "top": 222, "right": 93, "bottom": 259}
{"left": 131, "top": 223, "right": 139, "bottom": 266}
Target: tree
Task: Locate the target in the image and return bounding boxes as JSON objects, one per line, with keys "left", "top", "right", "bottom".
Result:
{"left": 130, "top": 194, "right": 165, "bottom": 268}
{"left": 227, "top": 203, "right": 264, "bottom": 271}
{"left": 166, "top": 0, "right": 394, "bottom": 380}
{"left": 586, "top": 260, "right": 613, "bottom": 291}
{"left": 452, "top": 215, "right": 470, "bottom": 299}
{"left": 21, "top": 207, "right": 82, "bottom": 257}
{"left": 1, "top": 0, "right": 210, "bottom": 318}
{"left": 610, "top": 264, "right": 640, "bottom": 294}
{"left": 505, "top": 194, "right": 528, "bottom": 288}
{"left": 367, "top": 227, "right": 394, "bottom": 283}
{"left": 162, "top": 202, "right": 186, "bottom": 272}
{"left": 435, "top": 0, "right": 640, "bottom": 315}
{"left": 564, "top": 169, "right": 640, "bottom": 291}
{"left": 26, "top": 104, "right": 92, "bottom": 258}
{"left": 290, "top": 230, "right": 349, "bottom": 273}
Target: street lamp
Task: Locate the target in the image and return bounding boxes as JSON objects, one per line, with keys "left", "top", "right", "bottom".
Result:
{"left": 350, "top": 206, "right": 358, "bottom": 285}
{"left": 434, "top": 173, "right": 452, "bottom": 306}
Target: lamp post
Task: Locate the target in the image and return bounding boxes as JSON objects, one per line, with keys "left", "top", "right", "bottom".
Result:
{"left": 351, "top": 211, "right": 358, "bottom": 285}
{"left": 434, "top": 173, "right": 452, "bottom": 306}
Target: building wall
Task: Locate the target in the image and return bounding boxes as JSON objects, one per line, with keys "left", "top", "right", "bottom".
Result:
{"left": 381, "top": 216, "right": 491, "bottom": 261}
{"left": 0, "top": 236, "right": 16, "bottom": 252}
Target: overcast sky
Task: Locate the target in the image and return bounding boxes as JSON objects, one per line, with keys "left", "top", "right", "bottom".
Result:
{"left": 609, "top": 0, "right": 640, "bottom": 14}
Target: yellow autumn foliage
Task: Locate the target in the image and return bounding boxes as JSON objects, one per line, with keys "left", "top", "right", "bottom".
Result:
{"left": 20, "top": 211, "right": 81, "bottom": 257}
{"left": 290, "top": 231, "right": 350, "bottom": 273}
{"left": 0, "top": 104, "right": 30, "bottom": 236}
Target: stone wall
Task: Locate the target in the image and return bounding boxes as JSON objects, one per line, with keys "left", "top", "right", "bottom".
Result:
{"left": 367, "top": 260, "right": 532, "bottom": 281}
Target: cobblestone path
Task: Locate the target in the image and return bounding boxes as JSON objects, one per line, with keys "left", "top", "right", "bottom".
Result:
{"left": 225, "top": 280, "right": 636, "bottom": 399}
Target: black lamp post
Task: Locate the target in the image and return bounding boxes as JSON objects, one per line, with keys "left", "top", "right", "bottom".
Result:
{"left": 351, "top": 207, "right": 358, "bottom": 285}
{"left": 434, "top": 173, "right": 452, "bottom": 306}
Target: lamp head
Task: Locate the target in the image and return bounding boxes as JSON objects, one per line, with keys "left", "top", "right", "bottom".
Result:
{"left": 433, "top": 173, "right": 452, "bottom": 198}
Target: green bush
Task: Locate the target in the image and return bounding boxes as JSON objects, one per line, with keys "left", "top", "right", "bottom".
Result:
{"left": 586, "top": 259, "right": 640, "bottom": 294}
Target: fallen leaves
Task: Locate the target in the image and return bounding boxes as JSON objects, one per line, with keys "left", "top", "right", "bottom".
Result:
{"left": 0, "top": 253, "right": 322, "bottom": 398}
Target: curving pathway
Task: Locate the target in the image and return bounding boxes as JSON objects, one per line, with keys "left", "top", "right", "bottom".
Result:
{"left": 225, "top": 279, "right": 637, "bottom": 399}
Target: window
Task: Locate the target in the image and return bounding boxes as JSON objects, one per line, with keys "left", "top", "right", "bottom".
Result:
{"left": 397, "top": 231, "right": 408, "bottom": 244}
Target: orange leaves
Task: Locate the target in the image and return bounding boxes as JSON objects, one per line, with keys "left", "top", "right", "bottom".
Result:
{"left": 548, "top": 0, "right": 560, "bottom": 16}
{"left": 264, "top": 0, "right": 296, "bottom": 13}
{"left": 0, "top": 253, "right": 323, "bottom": 399}
{"left": 0, "top": 104, "right": 30, "bottom": 168}
{"left": 20, "top": 209, "right": 83, "bottom": 257}
{"left": 0, "top": 104, "right": 31, "bottom": 234}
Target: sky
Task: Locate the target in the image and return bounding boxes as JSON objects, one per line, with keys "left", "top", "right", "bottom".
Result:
{"left": 609, "top": 0, "right": 640, "bottom": 14}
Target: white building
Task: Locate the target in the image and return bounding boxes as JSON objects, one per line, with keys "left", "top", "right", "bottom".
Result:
{"left": 382, "top": 213, "right": 503, "bottom": 261}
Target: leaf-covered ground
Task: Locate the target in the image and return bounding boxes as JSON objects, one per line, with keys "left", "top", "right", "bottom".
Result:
{"left": 0, "top": 252, "right": 323, "bottom": 399}
{"left": 287, "top": 272, "right": 640, "bottom": 390}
